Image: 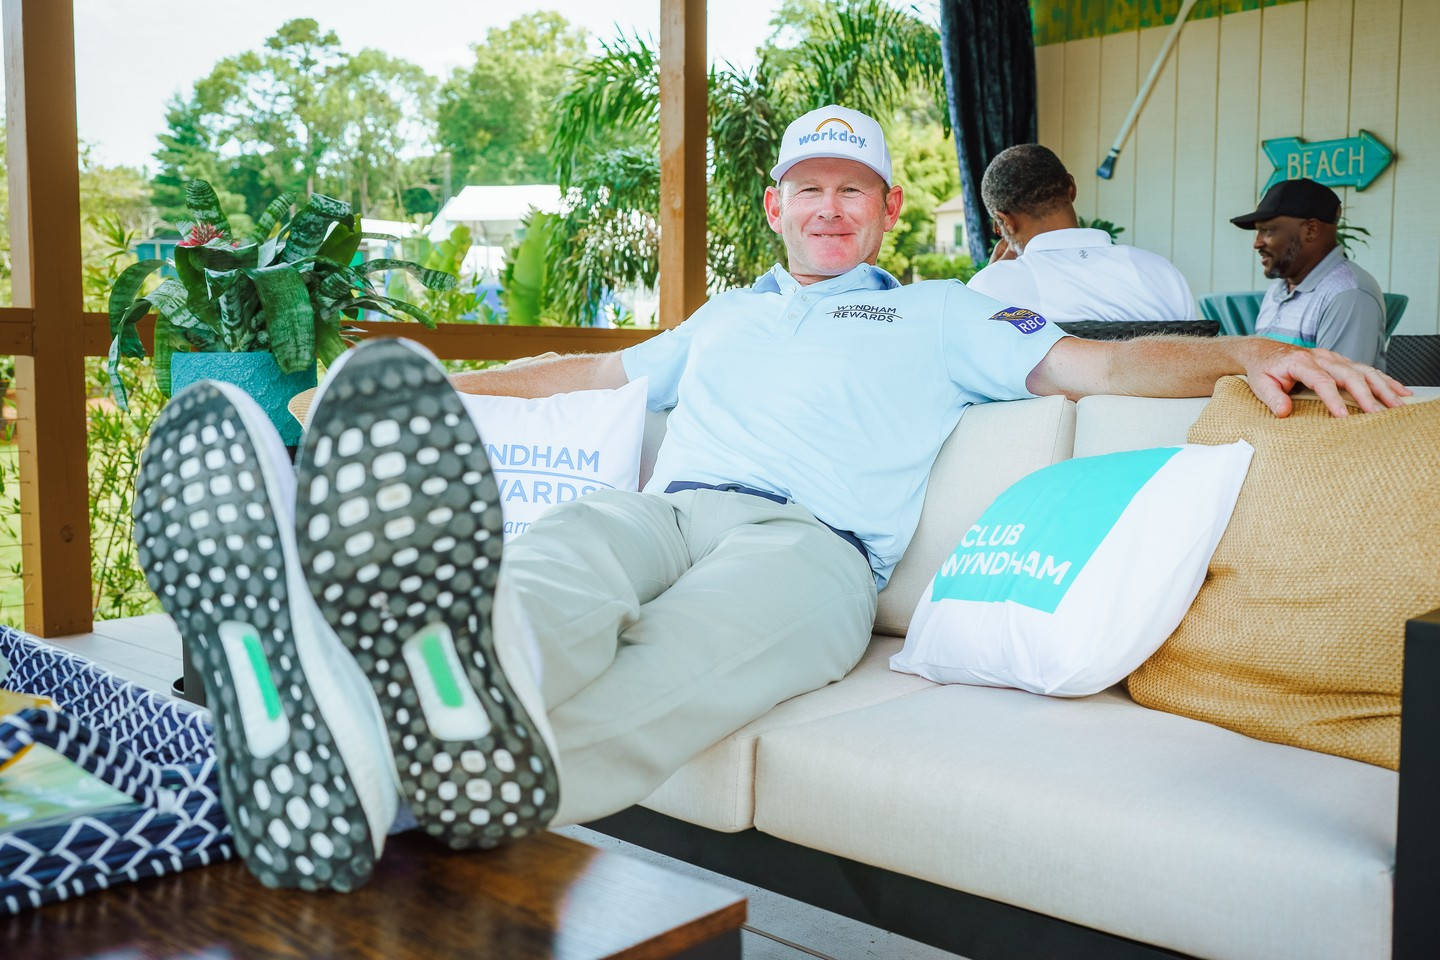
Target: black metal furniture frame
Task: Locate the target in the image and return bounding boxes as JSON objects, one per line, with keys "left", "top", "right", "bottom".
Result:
{"left": 588, "top": 608, "right": 1440, "bottom": 960}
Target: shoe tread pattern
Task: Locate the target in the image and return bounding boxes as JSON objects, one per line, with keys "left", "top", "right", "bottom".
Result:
{"left": 296, "top": 341, "right": 559, "bottom": 849}
{"left": 133, "top": 383, "right": 376, "bottom": 891}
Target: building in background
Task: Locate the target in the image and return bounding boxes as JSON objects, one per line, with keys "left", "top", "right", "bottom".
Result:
{"left": 933, "top": 194, "right": 969, "bottom": 254}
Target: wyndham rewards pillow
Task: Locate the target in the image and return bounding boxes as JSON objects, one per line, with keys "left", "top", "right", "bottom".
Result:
{"left": 459, "top": 377, "right": 647, "bottom": 541}
{"left": 890, "top": 441, "right": 1253, "bottom": 697}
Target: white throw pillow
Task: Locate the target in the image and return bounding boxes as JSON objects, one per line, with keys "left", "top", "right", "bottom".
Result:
{"left": 891, "top": 441, "right": 1253, "bottom": 697}
{"left": 459, "top": 377, "right": 648, "bottom": 541}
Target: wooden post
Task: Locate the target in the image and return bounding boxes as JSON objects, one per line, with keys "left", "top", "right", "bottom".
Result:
{"left": 658, "top": 0, "right": 707, "bottom": 330}
{"left": 5, "top": 0, "right": 93, "bottom": 635}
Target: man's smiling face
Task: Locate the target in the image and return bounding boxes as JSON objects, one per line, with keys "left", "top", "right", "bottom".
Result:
{"left": 764, "top": 157, "right": 903, "bottom": 284}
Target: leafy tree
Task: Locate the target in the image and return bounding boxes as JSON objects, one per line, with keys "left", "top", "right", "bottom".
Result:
{"left": 321, "top": 48, "right": 435, "bottom": 215}
{"left": 435, "top": 12, "right": 589, "bottom": 186}
{"left": 878, "top": 123, "right": 960, "bottom": 281}
{"left": 160, "top": 19, "right": 433, "bottom": 221}
{"left": 192, "top": 18, "right": 342, "bottom": 201}
{"left": 542, "top": 0, "right": 947, "bottom": 323}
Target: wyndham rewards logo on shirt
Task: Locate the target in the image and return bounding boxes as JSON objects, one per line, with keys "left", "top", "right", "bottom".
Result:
{"left": 990, "top": 306, "right": 1047, "bottom": 334}
{"left": 796, "top": 117, "right": 867, "bottom": 150}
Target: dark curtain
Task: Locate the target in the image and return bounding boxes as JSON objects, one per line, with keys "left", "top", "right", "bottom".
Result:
{"left": 938, "top": 0, "right": 1038, "bottom": 266}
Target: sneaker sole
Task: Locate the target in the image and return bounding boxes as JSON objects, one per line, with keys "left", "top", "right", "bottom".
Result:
{"left": 295, "top": 340, "right": 559, "bottom": 849}
{"left": 133, "top": 382, "right": 377, "bottom": 891}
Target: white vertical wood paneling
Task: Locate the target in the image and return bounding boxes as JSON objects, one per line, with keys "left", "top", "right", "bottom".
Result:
{"left": 1252, "top": 1, "right": 1308, "bottom": 288}
{"left": 1342, "top": 0, "right": 1400, "bottom": 298}
{"left": 1035, "top": 43, "right": 1066, "bottom": 157}
{"left": 1095, "top": 30, "right": 1139, "bottom": 239}
{"left": 1391, "top": 0, "right": 1440, "bottom": 333}
{"left": 1210, "top": 8, "right": 1263, "bottom": 294}
{"left": 1301, "top": 0, "right": 1354, "bottom": 141}
{"left": 1130, "top": 24, "right": 1179, "bottom": 260}
{"left": 1170, "top": 16, "right": 1220, "bottom": 296}
{"left": 1062, "top": 37, "right": 1102, "bottom": 221}
{"left": 1029, "top": 0, "right": 1437, "bottom": 332}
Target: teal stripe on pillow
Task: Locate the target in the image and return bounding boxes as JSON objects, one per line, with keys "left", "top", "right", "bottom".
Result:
{"left": 932, "top": 446, "right": 1181, "bottom": 613}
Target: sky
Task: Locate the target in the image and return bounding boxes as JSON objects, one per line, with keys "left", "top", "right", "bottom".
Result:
{"left": 55, "top": 0, "right": 791, "bottom": 171}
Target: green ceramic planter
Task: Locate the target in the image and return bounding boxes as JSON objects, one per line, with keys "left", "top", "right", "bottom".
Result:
{"left": 169, "top": 351, "right": 316, "bottom": 446}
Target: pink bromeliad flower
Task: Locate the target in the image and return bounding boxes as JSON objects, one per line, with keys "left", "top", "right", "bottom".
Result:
{"left": 178, "top": 222, "right": 227, "bottom": 247}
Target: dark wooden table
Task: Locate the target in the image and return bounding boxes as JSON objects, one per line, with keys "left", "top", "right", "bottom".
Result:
{"left": 2, "top": 830, "right": 746, "bottom": 959}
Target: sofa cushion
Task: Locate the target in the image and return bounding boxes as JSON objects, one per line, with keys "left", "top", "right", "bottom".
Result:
{"left": 640, "top": 636, "right": 934, "bottom": 832}
{"left": 753, "top": 684, "right": 1395, "bottom": 960}
{"left": 1073, "top": 395, "right": 1210, "bottom": 457}
{"left": 1128, "top": 380, "right": 1440, "bottom": 769}
{"left": 893, "top": 441, "right": 1252, "bottom": 696}
{"left": 876, "top": 395, "right": 1075, "bottom": 637}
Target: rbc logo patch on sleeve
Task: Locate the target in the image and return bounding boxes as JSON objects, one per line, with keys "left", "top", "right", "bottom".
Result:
{"left": 990, "top": 306, "right": 1047, "bottom": 334}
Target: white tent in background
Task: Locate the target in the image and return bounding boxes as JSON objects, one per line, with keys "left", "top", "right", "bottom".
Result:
{"left": 428, "top": 185, "right": 562, "bottom": 281}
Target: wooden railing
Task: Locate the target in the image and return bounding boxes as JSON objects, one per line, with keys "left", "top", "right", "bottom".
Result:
{"left": 3, "top": 0, "right": 704, "bottom": 637}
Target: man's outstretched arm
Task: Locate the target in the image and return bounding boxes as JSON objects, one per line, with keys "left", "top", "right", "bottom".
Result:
{"left": 1026, "top": 335, "right": 1410, "bottom": 417}
{"left": 449, "top": 351, "right": 629, "bottom": 399}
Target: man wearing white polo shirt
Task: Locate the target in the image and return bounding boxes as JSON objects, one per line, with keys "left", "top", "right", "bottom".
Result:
{"left": 136, "top": 104, "right": 1408, "bottom": 892}
{"left": 967, "top": 144, "right": 1195, "bottom": 325}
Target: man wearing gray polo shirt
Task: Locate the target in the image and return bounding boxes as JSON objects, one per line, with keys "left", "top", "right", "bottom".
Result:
{"left": 1231, "top": 177, "right": 1387, "bottom": 367}
{"left": 132, "top": 105, "right": 1408, "bottom": 894}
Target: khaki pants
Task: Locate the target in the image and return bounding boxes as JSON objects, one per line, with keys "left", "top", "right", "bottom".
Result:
{"left": 494, "top": 488, "right": 878, "bottom": 825}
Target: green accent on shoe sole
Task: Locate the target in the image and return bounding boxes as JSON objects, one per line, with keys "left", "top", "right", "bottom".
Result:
{"left": 420, "top": 629, "right": 465, "bottom": 708}
{"left": 242, "top": 629, "right": 283, "bottom": 721}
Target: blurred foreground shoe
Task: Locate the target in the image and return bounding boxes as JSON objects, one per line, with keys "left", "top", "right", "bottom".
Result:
{"left": 133, "top": 381, "right": 398, "bottom": 890}
{"left": 295, "top": 338, "right": 560, "bottom": 849}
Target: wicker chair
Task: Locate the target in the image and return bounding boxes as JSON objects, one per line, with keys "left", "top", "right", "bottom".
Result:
{"left": 1055, "top": 319, "right": 1220, "bottom": 341}
{"left": 1387, "top": 335, "right": 1440, "bottom": 387}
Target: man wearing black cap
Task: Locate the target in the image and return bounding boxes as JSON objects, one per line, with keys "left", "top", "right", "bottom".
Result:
{"left": 1231, "top": 178, "right": 1386, "bottom": 367}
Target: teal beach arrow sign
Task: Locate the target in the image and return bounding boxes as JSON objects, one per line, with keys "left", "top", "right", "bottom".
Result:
{"left": 1261, "top": 130, "right": 1394, "bottom": 193}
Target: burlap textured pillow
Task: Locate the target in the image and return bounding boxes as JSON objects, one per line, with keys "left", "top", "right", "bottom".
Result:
{"left": 1127, "top": 376, "right": 1440, "bottom": 769}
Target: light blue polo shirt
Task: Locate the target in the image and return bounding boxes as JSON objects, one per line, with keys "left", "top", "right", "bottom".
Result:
{"left": 621, "top": 263, "right": 1068, "bottom": 588}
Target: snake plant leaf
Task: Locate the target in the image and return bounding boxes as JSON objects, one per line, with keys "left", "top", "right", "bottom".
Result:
{"left": 316, "top": 218, "right": 363, "bottom": 269}
{"left": 188, "top": 240, "right": 260, "bottom": 272}
{"left": 250, "top": 192, "right": 295, "bottom": 243}
{"left": 335, "top": 295, "right": 438, "bottom": 329}
{"left": 282, "top": 194, "right": 352, "bottom": 263}
{"left": 107, "top": 259, "right": 167, "bottom": 340}
{"left": 153, "top": 314, "right": 176, "bottom": 397}
{"left": 245, "top": 264, "right": 315, "bottom": 374}
{"left": 257, "top": 234, "right": 282, "bottom": 270}
{"left": 318, "top": 269, "right": 360, "bottom": 302}
{"left": 171, "top": 246, "right": 221, "bottom": 328}
{"left": 359, "top": 259, "right": 459, "bottom": 292}
{"left": 183, "top": 179, "right": 232, "bottom": 238}
{"left": 106, "top": 335, "right": 131, "bottom": 412}
{"left": 314, "top": 319, "right": 349, "bottom": 368}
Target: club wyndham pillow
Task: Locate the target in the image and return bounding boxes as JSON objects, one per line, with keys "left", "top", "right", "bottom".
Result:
{"left": 890, "top": 441, "right": 1254, "bottom": 697}
{"left": 459, "top": 377, "right": 648, "bottom": 541}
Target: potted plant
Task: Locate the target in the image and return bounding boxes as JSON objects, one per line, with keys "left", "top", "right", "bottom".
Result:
{"left": 106, "top": 179, "right": 455, "bottom": 444}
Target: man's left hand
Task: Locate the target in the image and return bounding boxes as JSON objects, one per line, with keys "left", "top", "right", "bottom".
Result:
{"left": 1241, "top": 338, "right": 1411, "bottom": 417}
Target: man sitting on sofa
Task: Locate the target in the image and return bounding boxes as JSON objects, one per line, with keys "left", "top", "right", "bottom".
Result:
{"left": 135, "top": 104, "right": 1409, "bottom": 894}
{"left": 1230, "top": 177, "right": 1387, "bottom": 368}
{"left": 967, "top": 144, "right": 1196, "bottom": 326}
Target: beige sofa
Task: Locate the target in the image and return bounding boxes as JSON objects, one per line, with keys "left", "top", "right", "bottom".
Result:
{"left": 590, "top": 387, "right": 1440, "bottom": 960}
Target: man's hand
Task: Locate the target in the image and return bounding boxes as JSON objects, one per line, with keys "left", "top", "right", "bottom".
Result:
{"left": 989, "top": 236, "right": 1017, "bottom": 262}
{"left": 1238, "top": 338, "right": 1410, "bottom": 417}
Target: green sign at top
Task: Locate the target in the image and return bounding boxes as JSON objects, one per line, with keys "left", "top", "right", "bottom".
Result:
{"left": 1261, "top": 130, "right": 1394, "bottom": 193}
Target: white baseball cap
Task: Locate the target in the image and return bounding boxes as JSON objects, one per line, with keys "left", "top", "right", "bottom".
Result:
{"left": 770, "top": 105, "right": 893, "bottom": 187}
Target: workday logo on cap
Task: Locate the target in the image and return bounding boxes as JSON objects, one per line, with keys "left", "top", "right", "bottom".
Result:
{"left": 770, "top": 104, "right": 893, "bottom": 187}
